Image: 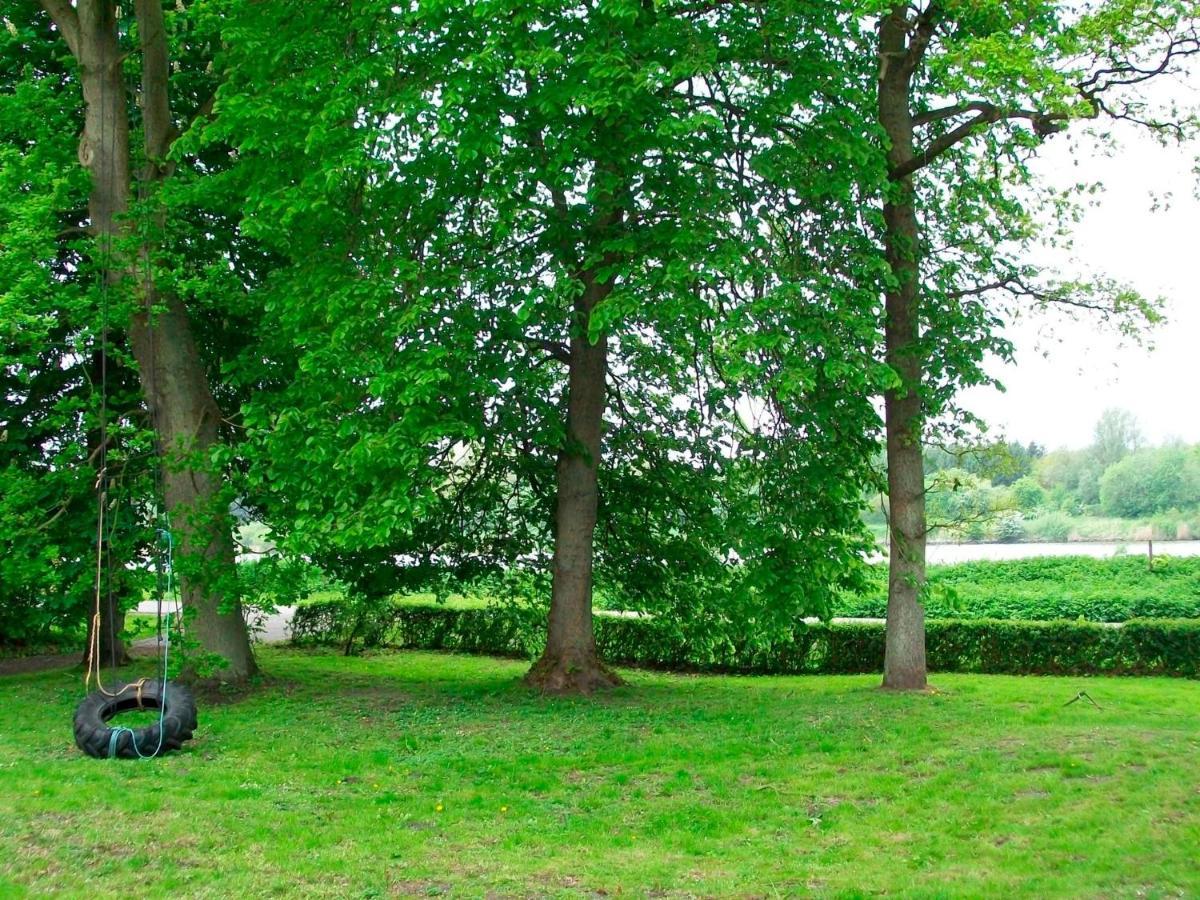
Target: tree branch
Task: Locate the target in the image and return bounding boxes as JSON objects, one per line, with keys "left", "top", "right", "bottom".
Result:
{"left": 1079, "top": 34, "right": 1200, "bottom": 96}
{"left": 903, "top": 2, "right": 940, "bottom": 76}
{"left": 172, "top": 92, "right": 216, "bottom": 144}
{"left": 37, "top": 0, "right": 81, "bottom": 59}
{"left": 948, "top": 274, "right": 1118, "bottom": 315}
{"left": 135, "top": 0, "right": 173, "bottom": 168}
{"left": 892, "top": 104, "right": 1063, "bottom": 180}
{"left": 521, "top": 337, "right": 570, "bottom": 364}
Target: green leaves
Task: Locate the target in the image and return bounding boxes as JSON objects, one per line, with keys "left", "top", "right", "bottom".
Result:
{"left": 177, "top": 0, "right": 895, "bottom": 625}
{"left": 13, "top": 0, "right": 1190, "bottom": 652}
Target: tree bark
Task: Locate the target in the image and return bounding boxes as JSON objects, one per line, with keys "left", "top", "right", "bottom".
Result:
{"left": 127, "top": 296, "right": 256, "bottom": 680}
{"left": 525, "top": 271, "right": 622, "bottom": 694}
{"left": 44, "top": 0, "right": 255, "bottom": 681}
{"left": 879, "top": 6, "right": 928, "bottom": 691}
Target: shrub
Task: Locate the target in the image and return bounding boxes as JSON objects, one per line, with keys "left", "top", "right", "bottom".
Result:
{"left": 289, "top": 597, "right": 1200, "bottom": 678}
{"left": 962, "top": 519, "right": 987, "bottom": 541}
{"left": 995, "top": 513, "right": 1025, "bottom": 543}
{"left": 1011, "top": 476, "right": 1046, "bottom": 512}
{"left": 1025, "top": 511, "right": 1072, "bottom": 542}
{"left": 1148, "top": 510, "right": 1197, "bottom": 542}
{"left": 1100, "top": 447, "right": 1200, "bottom": 518}
{"left": 834, "top": 556, "right": 1200, "bottom": 622}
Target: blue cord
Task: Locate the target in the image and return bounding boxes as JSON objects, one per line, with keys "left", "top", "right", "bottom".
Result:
{"left": 108, "top": 530, "right": 174, "bottom": 759}
{"left": 106, "top": 631, "right": 169, "bottom": 759}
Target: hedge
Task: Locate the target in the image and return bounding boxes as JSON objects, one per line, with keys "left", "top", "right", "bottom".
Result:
{"left": 290, "top": 598, "right": 1200, "bottom": 678}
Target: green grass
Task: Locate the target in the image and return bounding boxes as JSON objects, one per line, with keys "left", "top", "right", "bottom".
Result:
{"left": 2, "top": 650, "right": 1199, "bottom": 897}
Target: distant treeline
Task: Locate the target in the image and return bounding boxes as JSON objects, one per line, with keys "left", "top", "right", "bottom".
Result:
{"left": 868, "top": 409, "right": 1200, "bottom": 542}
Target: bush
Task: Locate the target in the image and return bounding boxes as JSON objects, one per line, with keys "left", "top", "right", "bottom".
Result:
{"left": 1148, "top": 510, "right": 1197, "bottom": 542}
{"left": 1011, "top": 476, "right": 1046, "bottom": 512}
{"left": 1100, "top": 447, "right": 1200, "bottom": 518}
{"left": 289, "top": 597, "right": 1200, "bottom": 678}
{"left": 1025, "top": 511, "right": 1072, "bottom": 542}
{"left": 994, "top": 513, "right": 1025, "bottom": 543}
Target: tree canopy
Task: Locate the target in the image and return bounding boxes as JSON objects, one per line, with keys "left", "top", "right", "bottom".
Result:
{"left": 1, "top": 0, "right": 1196, "bottom": 691}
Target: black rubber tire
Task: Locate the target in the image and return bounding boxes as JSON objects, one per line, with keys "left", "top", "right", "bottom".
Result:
{"left": 73, "top": 680, "right": 198, "bottom": 759}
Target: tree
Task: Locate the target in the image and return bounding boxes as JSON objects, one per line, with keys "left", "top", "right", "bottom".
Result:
{"left": 1092, "top": 407, "right": 1144, "bottom": 470}
{"left": 28, "top": 0, "right": 256, "bottom": 680}
{"left": 1010, "top": 476, "right": 1046, "bottom": 513}
{"left": 872, "top": 0, "right": 1197, "bottom": 690}
{"left": 199, "top": 0, "right": 889, "bottom": 692}
{"left": 1036, "top": 448, "right": 1102, "bottom": 509}
{"left": 1100, "top": 445, "right": 1200, "bottom": 517}
{"left": 0, "top": 2, "right": 162, "bottom": 662}
{"left": 1, "top": 5, "right": 95, "bottom": 650}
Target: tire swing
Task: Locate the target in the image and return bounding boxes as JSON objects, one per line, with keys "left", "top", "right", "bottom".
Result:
{"left": 75, "top": 524, "right": 198, "bottom": 760}
{"left": 74, "top": 677, "right": 198, "bottom": 760}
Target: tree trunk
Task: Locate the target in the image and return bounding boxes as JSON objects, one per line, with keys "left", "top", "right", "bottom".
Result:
{"left": 879, "top": 6, "right": 928, "bottom": 691}
{"left": 45, "top": 0, "right": 256, "bottom": 681}
{"left": 127, "top": 297, "right": 257, "bottom": 680}
{"left": 525, "top": 272, "right": 622, "bottom": 694}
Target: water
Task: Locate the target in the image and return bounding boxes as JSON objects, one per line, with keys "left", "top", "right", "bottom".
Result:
{"left": 924, "top": 540, "right": 1200, "bottom": 564}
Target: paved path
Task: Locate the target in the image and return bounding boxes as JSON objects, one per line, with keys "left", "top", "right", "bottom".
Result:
{"left": 0, "top": 653, "right": 79, "bottom": 676}
{"left": 134, "top": 603, "right": 296, "bottom": 647}
{"left": 1, "top": 607, "right": 297, "bottom": 677}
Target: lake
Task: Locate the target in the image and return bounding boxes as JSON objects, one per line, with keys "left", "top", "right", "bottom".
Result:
{"left": 924, "top": 540, "right": 1200, "bottom": 563}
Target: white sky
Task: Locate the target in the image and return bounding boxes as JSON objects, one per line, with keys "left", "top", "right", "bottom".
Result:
{"left": 960, "top": 76, "right": 1200, "bottom": 452}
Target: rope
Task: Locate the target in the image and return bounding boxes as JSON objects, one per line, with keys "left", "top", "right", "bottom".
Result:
{"left": 107, "top": 634, "right": 170, "bottom": 759}
{"left": 84, "top": 0, "right": 118, "bottom": 699}
{"left": 84, "top": 478, "right": 114, "bottom": 695}
{"left": 107, "top": 529, "right": 177, "bottom": 759}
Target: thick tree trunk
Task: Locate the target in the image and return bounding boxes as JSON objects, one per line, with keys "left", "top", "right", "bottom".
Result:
{"left": 525, "top": 273, "right": 622, "bottom": 694}
{"left": 127, "top": 298, "right": 257, "bottom": 680}
{"left": 879, "top": 7, "right": 928, "bottom": 691}
{"left": 46, "top": 0, "right": 255, "bottom": 681}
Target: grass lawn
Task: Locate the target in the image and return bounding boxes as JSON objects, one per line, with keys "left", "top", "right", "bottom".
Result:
{"left": 1, "top": 650, "right": 1198, "bottom": 898}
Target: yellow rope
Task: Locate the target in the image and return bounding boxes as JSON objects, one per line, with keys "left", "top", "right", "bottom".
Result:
{"left": 84, "top": 482, "right": 122, "bottom": 697}
{"left": 83, "top": 2, "right": 125, "bottom": 702}
{"left": 85, "top": 483, "right": 141, "bottom": 700}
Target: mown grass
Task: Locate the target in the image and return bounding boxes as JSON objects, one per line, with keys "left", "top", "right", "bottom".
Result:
{"left": 2, "top": 649, "right": 1199, "bottom": 897}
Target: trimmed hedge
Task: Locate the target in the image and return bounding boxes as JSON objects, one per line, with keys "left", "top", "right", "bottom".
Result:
{"left": 290, "top": 598, "right": 1200, "bottom": 678}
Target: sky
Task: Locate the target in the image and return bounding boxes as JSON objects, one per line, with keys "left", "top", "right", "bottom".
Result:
{"left": 959, "top": 77, "right": 1200, "bottom": 452}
